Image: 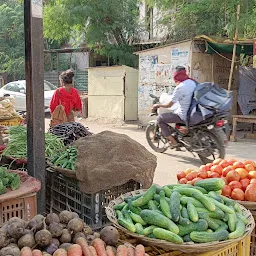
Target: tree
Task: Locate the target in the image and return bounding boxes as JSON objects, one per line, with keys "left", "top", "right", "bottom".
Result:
{"left": 43, "top": 0, "right": 141, "bottom": 67}
{"left": 0, "top": 2, "right": 25, "bottom": 81}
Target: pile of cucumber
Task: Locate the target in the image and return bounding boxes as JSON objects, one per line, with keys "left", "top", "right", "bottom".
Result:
{"left": 114, "top": 178, "right": 249, "bottom": 244}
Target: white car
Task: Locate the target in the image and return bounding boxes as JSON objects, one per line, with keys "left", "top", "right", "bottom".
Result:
{"left": 0, "top": 80, "right": 57, "bottom": 112}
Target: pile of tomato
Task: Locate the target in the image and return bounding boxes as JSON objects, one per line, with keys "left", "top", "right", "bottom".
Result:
{"left": 176, "top": 159, "right": 256, "bottom": 202}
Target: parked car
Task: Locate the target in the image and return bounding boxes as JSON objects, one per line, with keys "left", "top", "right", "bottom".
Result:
{"left": 0, "top": 80, "right": 57, "bottom": 112}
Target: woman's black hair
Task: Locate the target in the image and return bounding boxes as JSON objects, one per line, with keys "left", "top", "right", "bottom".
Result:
{"left": 175, "top": 66, "right": 186, "bottom": 72}
{"left": 59, "top": 69, "right": 74, "bottom": 84}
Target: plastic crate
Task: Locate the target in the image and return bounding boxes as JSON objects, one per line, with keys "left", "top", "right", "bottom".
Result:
{"left": 0, "top": 117, "right": 23, "bottom": 126}
{"left": 46, "top": 168, "right": 141, "bottom": 229}
{"left": 0, "top": 193, "right": 37, "bottom": 227}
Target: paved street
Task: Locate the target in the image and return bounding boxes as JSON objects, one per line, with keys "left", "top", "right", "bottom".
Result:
{"left": 46, "top": 118, "right": 256, "bottom": 186}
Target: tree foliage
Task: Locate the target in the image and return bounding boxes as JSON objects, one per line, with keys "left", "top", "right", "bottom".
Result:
{"left": 43, "top": 0, "right": 141, "bottom": 67}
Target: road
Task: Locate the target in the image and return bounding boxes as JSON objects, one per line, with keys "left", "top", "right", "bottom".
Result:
{"left": 46, "top": 118, "right": 256, "bottom": 186}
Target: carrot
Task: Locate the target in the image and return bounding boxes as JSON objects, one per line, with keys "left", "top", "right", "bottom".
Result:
{"left": 76, "top": 237, "right": 92, "bottom": 256}
{"left": 116, "top": 245, "right": 128, "bottom": 256}
{"left": 89, "top": 246, "right": 98, "bottom": 256}
{"left": 67, "top": 244, "right": 83, "bottom": 256}
{"left": 127, "top": 247, "right": 135, "bottom": 256}
{"left": 20, "top": 247, "right": 33, "bottom": 256}
{"left": 32, "top": 250, "right": 43, "bottom": 256}
{"left": 106, "top": 246, "right": 116, "bottom": 256}
{"left": 134, "top": 245, "right": 145, "bottom": 256}
{"left": 92, "top": 238, "right": 108, "bottom": 256}
{"left": 53, "top": 249, "right": 68, "bottom": 256}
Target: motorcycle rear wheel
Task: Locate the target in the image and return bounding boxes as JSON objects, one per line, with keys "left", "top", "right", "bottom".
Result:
{"left": 146, "top": 124, "right": 168, "bottom": 153}
{"left": 197, "top": 129, "right": 225, "bottom": 164}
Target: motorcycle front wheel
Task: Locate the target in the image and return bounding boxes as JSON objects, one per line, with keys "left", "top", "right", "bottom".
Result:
{"left": 197, "top": 129, "right": 225, "bottom": 164}
{"left": 146, "top": 124, "right": 168, "bottom": 153}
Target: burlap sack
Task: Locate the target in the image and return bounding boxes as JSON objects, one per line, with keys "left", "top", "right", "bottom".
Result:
{"left": 50, "top": 104, "right": 68, "bottom": 127}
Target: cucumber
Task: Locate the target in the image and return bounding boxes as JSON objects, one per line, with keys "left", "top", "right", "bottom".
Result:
{"left": 163, "top": 186, "right": 172, "bottom": 197}
{"left": 154, "top": 194, "right": 170, "bottom": 203}
{"left": 216, "top": 223, "right": 228, "bottom": 232}
{"left": 208, "top": 209, "right": 225, "bottom": 219}
{"left": 208, "top": 191, "right": 224, "bottom": 203}
{"left": 180, "top": 196, "right": 204, "bottom": 208}
{"left": 208, "top": 198, "right": 234, "bottom": 214}
{"left": 132, "top": 185, "right": 157, "bottom": 207}
{"left": 236, "top": 213, "right": 249, "bottom": 225}
{"left": 123, "top": 211, "right": 133, "bottom": 224}
{"left": 194, "top": 178, "right": 225, "bottom": 192}
{"left": 124, "top": 193, "right": 145, "bottom": 203}
{"left": 174, "top": 187, "right": 204, "bottom": 196}
{"left": 228, "top": 219, "right": 246, "bottom": 239}
{"left": 207, "top": 229, "right": 214, "bottom": 233}
{"left": 118, "top": 218, "right": 136, "bottom": 232}
{"left": 220, "top": 195, "right": 235, "bottom": 207}
{"left": 234, "top": 203, "right": 242, "bottom": 214}
{"left": 121, "top": 204, "right": 129, "bottom": 213}
{"left": 153, "top": 228, "right": 183, "bottom": 244}
{"left": 155, "top": 184, "right": 163, "bottom": 194}
{"left": 178, "top": 217, "right": 190, "bottom": 226}
{"left": 198, "top": 212, "right": 219, "bottom": 231}
{"left": 116, "top": 210, "right": 124, "bottom": 219}
{"left": 213, "top": 219, "right": 226, "bottom": 226}
{"left": 193, "top": 186, "right": 208, "bottom": 194}
{"left": 190, "top": 230, "right": 229, "bottom": 243}
{"left": 159, "top": 191, "right": 172, "bottom": 219}
{"left": 170, "top": 191, "right": 181, "bottom": 222}
{"left": 143, "top": 225, "right": 157, "bottom": 236}
{"left": 140, "top": 210, "right": 179, "bottom": 234}
{"left": 178, "top": 219, "right": 208, "bottom": 236}
{"left": 181, "top": 207, "right": 189, "bottom": 219}
{"left": 228, "top": 212, "right": 237, "bottom": 232}
{"left": 187, "top": 202, "right": 198, "bottom": 222}
{"left": 183, "top": 234, "right": 192, "bottom": 242}
{"left": 128, "top": 199, "right": 141, "bottom": 215}
{"left": 114, "top": 202, "right": 127, "bottom": 210}
{"left": 147, "top": 233, "right": 156, "bottom": 238}
{"left": 192, "top": 193, "right": 216, "bottom": 212}
{"left": 130, "top": 212, "right": 147, "bottom": 226}
{"left": 167, "top": 184, "right": 193, "bottom": 189}
{"left": 148, "top": 200, "right": 159, "bottom": 211}
{"left": 135, "top": 223, "right": 144, "bottom": 235}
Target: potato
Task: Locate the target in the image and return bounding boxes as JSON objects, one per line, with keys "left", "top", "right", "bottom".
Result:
{"left": 48, "top": 223, "right": 63, "bottom": 237}
{"left": 59, "top": 243, "right": 72, "bottom": 251}
{"left": 0, "top": 229, "right": 8, "bottom": 249}
{"left": 71, "top": 212, "right": 79, "bottom": 219}
{"left": 17, "top": 233, "right": 35, "bottom": 249}
{"left": 7, "top": 221, "right": 25, "bottom": 239}
{"left": 51, "top": 238, "right": 60, "bottom": 248}
{"left": 59, "top": 229, "right": 71, "bottom": 244}
{"left": 84, "top": 225, "right": 93, "bottom": 235}
{"left": 100, "top": 226, "right": 119, "bottom": 246}
{"left": 72, "top": 232, "right": 86, "bottom": 243}
{"left": 59, "top": 211, "right": 73, "bottom": 224}
{"left": 27, "top": 215, "right": 44, "bottom": 231}
{"left": 46, "top": 213, "right": 60, "bottom": 226}
{"left": 0, "top": 245, "right": 20, "bottom": 256}
{"left": 35, "top": 229, "right": 52, "bottom": 247}
{"left": 67, "top": 218, "right": 84, "bottom": 233}
{"left": 45, "top": 243, "right": 58, "bottom": 255}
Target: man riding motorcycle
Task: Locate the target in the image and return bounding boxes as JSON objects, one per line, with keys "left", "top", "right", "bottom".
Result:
{"left": 152, "top": 66, "right": 197, "bottom": 150}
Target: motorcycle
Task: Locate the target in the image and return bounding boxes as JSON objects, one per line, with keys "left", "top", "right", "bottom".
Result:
{"left": 146, "top": 93, "right": 229, "bottom": 164}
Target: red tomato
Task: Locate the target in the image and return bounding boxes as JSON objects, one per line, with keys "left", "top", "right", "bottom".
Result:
{"left": 191, "top": 177, "right": 203, "bottom": 185}
{"left": 211, "top": 165, "right": 223, "bottom": 175}
{"left": 206, "top": 163, "right": 214, "bottom": 169}
{"left": 219, "top": 160, "right": 230, "bottom": 168}
{"left": 228, "top": 181, "right": 243, "bottom": 190}
{"left": 209, "top": 172, "right": 220, "bottom": 178}
{"left": 222, "top": 185, "right": 232, "bottom": 197}
{"left": 185, "top": 168, "right": 195, "bottom": 175}
{"left": 233, "top": 161, "right": 245, "bottom": 169}
{"left": 245, "top": 164, "right": 254, "bottom": 173}
{"left": 250, "top": 179, "right": 256, "bottom": 184}
{"left": 245, "top": 184, "right": 256, "bottom": 202}
{"left": 240, "top": 178, "right": 250, "bottom": 191}
{"left": 213, "top": 158, "right": 223, "bottom": 165}
{"left": 186, "top": 173, "right": 194, "bottom": 181}
{"left": 177, "top": 171, "right": 186, "bottom": 181}
{"left": 228, "top": 159, "right": 237, "bottom": 165}
{"left": 236, "top": 168, "right": 248, "bottom": 179}
{"left": 249, "top": 171, "right": 256, "bottom": 179}
{"left": 198, "top": 171, "right": 208, "bottom": 179}
{"left": 222, "top": 166, "right": 234, "bottom": 177}
{"left": 244, "top": 160, "right": 256, "bottom": 168}
{"left": 179, "top": 178, "right": 188, "bottom": 184}
{"left": 231, "top": 188, "right": 245, "bottom": 201}
{"left": 221, "top": 177, "right": 228, "bottom": 185}
{"left": 190, "top": 171, "right": 198, "bottom": 179}
{"left": 226, "top": 170, "right": 240, "bottom": 183}
{"left": 200, "top": 165, "right": 209, "bottom": 172}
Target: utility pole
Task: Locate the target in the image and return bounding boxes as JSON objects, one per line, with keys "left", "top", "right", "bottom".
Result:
{"left": 24, "top": 0, "right": 45, "bottom": 213}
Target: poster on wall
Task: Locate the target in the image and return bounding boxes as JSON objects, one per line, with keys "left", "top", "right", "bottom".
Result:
{"left": 155, "top": 64, "right": 172, "bottom": 86}
{"left": 139, "top": 56, "right": 158, "bottom": 84}
{"left": 171, "top": 48, "right": 190, "bottom": 73}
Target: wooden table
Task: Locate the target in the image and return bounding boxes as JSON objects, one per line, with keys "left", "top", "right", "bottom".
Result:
{"left": 231, "top": 115, "right": 256, "bottom": 141}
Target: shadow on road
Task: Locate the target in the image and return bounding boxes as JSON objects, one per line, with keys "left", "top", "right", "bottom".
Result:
{"left": 163, "top": 152, "right": 202, "bottom": 167}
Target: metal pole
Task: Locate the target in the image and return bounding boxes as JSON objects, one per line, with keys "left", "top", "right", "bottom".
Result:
{"left": 24, "top": 0, "right": 46, "bottom": 213}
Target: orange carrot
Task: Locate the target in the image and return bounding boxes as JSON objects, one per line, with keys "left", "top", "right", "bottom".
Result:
{"left": 67, "top": 244, "right": 83, "bottom": 256}
{"left": 76, "top": 237, "right": 92, "bottom": 256}
{"left": 134, "top": 245, "right": 145, "bottom": 256}
{"left": 32, "top": 250, "right": 43, "bottom": 256}
{"left": 92, "top": 238, "right": 108, "bottom": 256}
{"left": 89, "top": 246, "right": 98, "bottom": 256}
{"left": 127, "top": 247, "right": 135, "bottom": 256}
{"left": 116, "top": 245, "right": 128, "bottom": 256}
{"left": 20, "top": 247, "right": 33, "bottom": 256}
{"left": 106, "top": 246, "right": 116, "bottom": 256}
{"left": 53, "top": 249, "right": 68, "bottom": 256}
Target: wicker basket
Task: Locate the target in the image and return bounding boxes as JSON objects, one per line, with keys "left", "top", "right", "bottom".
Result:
{"left": 236, "top": 200, "right": 256, "bottom": 211}
{"left": 106, "top": 189, "right": 255, "bottom": 254}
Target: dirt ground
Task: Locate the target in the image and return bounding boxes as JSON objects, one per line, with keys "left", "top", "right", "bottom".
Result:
{"left": 46, "top": 118, "right": 256, "bottom": 186}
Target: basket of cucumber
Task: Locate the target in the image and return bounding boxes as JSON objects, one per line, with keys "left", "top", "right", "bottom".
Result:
{"left": 106, "top": 183, "right": 255, "bottom": 254}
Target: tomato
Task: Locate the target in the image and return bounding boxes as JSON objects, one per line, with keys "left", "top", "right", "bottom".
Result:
{"left": 226, "top": 170, "right": 240, "bottom": 183}
{"left": 210, "top": 165, "right": 223, "bottom": 175}
{"left": 250, "top": 179, "right": 256, "bottom": 184}
{"left": 228, "top": 159, "right": 237, "bottom": 165}
{"left": 244, "top": 160, "right": 256, "bottom": 168}
{"left": 231, "top": 188, "right": 245, "bottom": 201}
{"left": 198, "top": 171, "right": 208, "bottom": 179}
{"left": 186, "top": 173, "right": 194, "bottom": 181}
{"left": 206, "top": 163, "right": 214, "bottom": 169}
{"left": 221, "top": 177, "right": 228, "bottom": 185}
{"left": 209, "top": 172, "right": 220, "bottom": 178}
{"left": 228, "top": 181, "right": 243, "bottom": 190}
{"left": 199, "top": 165, "right": 209, "bottom": 172}
{"left": 185, "top": 168, "right": 195, "bottom": 175}
{"left": 248, "top": 171, "right": 256, "bottom": 179}
{"left": 187, "top": 181, "right": 193, "bottom": 185}
{"left": 245, "top": 184, "right": 256, "bottom": 202}
{"left": 222, "top": 185, "right": 232, "bottom": 197}
{"left": 179, "top": 178, "right": 188, "bottom": 184}
{"left": 233, "top": 161, "right": 245, "bottom": 169}
{"left": 236, "top": 168, "right": 248, "bottom": 179}
{"left": 240, "top": 178, "right": 250, "bottom": 191}
{"left": 213, "top": 158, "right": 223, "bottom": 165}
{"left": 245, "top": 164, "right": 254, "bottom": 173}
{"left": 191, "top": 177, "right": 203, "bottom": 185}
{"left": 222, "top": 166, "right": 234, "bottom": 177}
{"left": 219, "top": 160, "right": 230, "bottom": 168}
{"left": 190, "top": 171, "right": 198, "bottom": 179}
{"left": 177, "top": 171, "right": 186, "bottom": 181}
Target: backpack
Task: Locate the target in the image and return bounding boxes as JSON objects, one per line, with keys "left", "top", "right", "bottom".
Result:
{"left": 188, "top": 82, "right": 233, "bottom": 126}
